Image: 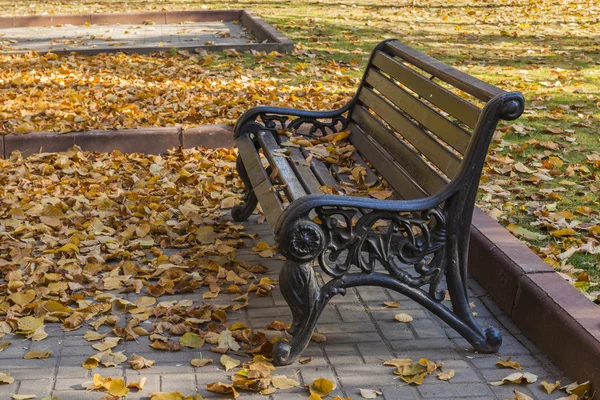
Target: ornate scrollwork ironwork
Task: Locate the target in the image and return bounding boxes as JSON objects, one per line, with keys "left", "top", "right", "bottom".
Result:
{"left": 257, "top": 112, "right": 349, "bottom": 138}
{"left": 315, "top": 207, "right": 447, "bottom": 301}
{"left": 280, "top": 219, "right": 326, "bottom": 263}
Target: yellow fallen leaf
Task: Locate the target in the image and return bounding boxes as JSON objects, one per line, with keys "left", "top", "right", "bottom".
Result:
{"left": 127, "top": 377, "right": 147, "bottom": 390}
{"left": 489, "top": 372, "right": 538, "bottom": 386}
{"left": 310, "top": 378, "right": 335, "bottom": 397}
{"left": 359, "top": 388, "right": 382, "bottom": 398}
{"left": 437, "top": 369, "right": 455, "bottom": 381}
{"left": 271, "top": 375, "right": 300, "bottom": 389}
{"left": 8, "top": 290, "right": 36, "bottom": 306}
{"left": 383, "top": 301, "right": 400, "bottom": 308}
{"left": 129, "top": 354, "right": 155, "bottom": 370}
{"left": 394, "top": 313, "right": 413, "bottom": 323}
{"left": 383, "top": 359, "right": 412, "bottom": 368}
{"left": 0, "top": 373, "right": 14, "bottom": 384}
{"left": 311, "top": 332, "right": 327, "bottom": 343}
{"left": 107, "top": 378, "right": 130, "bottom": 397}
{"left": 496, "top": 357, "right": 521, "bottom": 369}
{"left": 206, "top": 382, "right": 239, "bottom": 398}
{"left": 560, "top": 381, "right": 590, "bottom": 397}
{"left": 512, "top": 390, "right": 534, "bottom": 400}
{"left": 191, "top": 358, "right": 213, "bottom": 367}
{"left": 540, "top": 380, "right": 560, "bottom": 394}
{"left": 149, "top": 393, "right": 184, "bottom": 400}
{"left": 23, "top": 351, "right": 51, "bottom": 359}
{"left": 11, "top": 395, "right": 38, "bottom": 400}
{"left": 220, "top": 354, "right": 241, "bottom": 371}
{"left": 551, "top": 228, "right": 577, "bottom": 237}
{"left": 180, "top": 332, "right": 204, "bottom": 349}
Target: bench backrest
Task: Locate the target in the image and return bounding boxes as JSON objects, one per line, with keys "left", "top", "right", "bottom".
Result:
{"left": 348, "top": 39, "right": 522, "bottom": 200}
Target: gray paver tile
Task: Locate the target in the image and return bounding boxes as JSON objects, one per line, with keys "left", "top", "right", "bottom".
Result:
{"left": 417, "top": 382, "right": 494, "bottom": 398}
{"left": 161, "top": 373, "right": 197, "bottom": 393}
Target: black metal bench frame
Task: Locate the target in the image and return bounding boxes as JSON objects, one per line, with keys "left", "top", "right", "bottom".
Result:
{"left": 231, "top": 39, "right": 525, "bottom": 365}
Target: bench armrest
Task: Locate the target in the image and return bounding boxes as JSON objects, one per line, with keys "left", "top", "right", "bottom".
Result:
{"left": 234, "top": 104, "right": 352, "bottom": 139}
{"left": 274, "top": 182, "right": 458, "bottom": 237}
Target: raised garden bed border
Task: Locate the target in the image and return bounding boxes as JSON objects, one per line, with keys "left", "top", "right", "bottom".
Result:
{"left": 0, "top": 10, "right": 293, "bottom": 54}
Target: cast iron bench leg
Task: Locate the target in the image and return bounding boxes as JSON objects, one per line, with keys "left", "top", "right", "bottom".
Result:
{"left": 231, "top": 156, "right": 258, "bottom": 222}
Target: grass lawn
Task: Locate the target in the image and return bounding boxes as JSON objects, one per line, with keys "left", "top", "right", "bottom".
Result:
{"left": 0, "top": 0, "right": 598, "bottom": 297}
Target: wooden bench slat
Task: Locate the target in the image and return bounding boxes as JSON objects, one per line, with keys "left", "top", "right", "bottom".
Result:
{"left": 287, "top": 147, "right": 324, "bottom": 194}
{"left": 308, "top": 156, "right": 342, "bottom": 192}
{"left": 254, "top": 179, "right": 284, "bottom": 227}
{"left": 348, "top": 123, "right": 428, "bottom": 199}
{"left": 364, "top": 69, "right": 470, "bottom": 154}
{"left": 352, "top": 106, "right": 448, "bottom": 195}
{"left": 385, "top": 40, "right": 504, "bottom": 102}
{"left": 355, "top": 89, "right": 462, "bottom": 178}
{"left": 372, "top": 51, "right": 480, "bottom": 129}
{"left": 257, "top": 131, "right": 307, "bottom": 202}
{"left": 236, "top": 134, "right": 284, "bottom": 227}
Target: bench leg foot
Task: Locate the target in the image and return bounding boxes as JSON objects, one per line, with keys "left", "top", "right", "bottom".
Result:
{"left": 231, "top": 156, "right": 258, "bottom": 222}
{"left": 273, "top": 260, "right": 324, "bottom": 366}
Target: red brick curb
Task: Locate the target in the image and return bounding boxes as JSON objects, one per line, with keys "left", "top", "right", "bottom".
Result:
{"left": 0, "top": 10, "right": 293, "bottom": 55}
{"left": 469, "top": 207, "right": 600, "bottom": 393}
{"left": 1, "top": 125, "right": 234, "bottom": 158}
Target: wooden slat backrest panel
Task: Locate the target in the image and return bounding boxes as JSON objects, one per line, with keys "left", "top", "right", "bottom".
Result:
{"left": 350, "top": 39, "right": 505, "bottom": 197}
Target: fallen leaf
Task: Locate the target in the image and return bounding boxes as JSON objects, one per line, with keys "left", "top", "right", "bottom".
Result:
{"left": 310, "top": 378, "right": 335, "bottom": 397}
{"left": 394, "top": 313, "right": 413, "bottom": 323}
{"left": 129, "top": 354, "right": 155, "bottom": 370}
{"left": 359, "top": 388, "right": 382, "bottom": 398}
{"left": 180, "top": 332, "right": 204, "bottom": 349}
{"left": 540, "top": 380, "right": 560, "bottom": 394}
{"left": 0, "top": 373, "right": 14, "bottom": 384}
{"left": 489, "top": 372, "right": 538, "bottom": 386}
{"left": 23, "top": 351, "right": 51, "bottom": 359}
{"left": 271, "top": 375, "right": 300, "bottom": 389}
{"left": 496, "top": 357, "right": 521, "bottom": 370}
{"left": 437, "top": 370, "right": 455, "bottom": 381}
{"left": 383, "top": 301, "right": 400, "bottom": 308}
{"left": 191, "top": 358, "right": 213, "bottom": 367}
{"left": 220, "top": 354, "right": 241, "bottom": 371}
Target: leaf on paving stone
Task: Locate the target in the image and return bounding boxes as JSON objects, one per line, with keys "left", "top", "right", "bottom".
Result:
{"left": 220, "top": 354, "right": 241, "bottom": 371}
{"left": 29, "top": 325, "right": 48, "bottom": 342}
{"left": 127, "top": 377, "right": 146, "bottom": 391}
{"left": 437, "top": 370, "right": 455, "bottom": 381}
{"left": 84, "top": 331, "right": 108, "bottom": 342}
{"left": 540, "top": 380, "right": 560, "bottom": 394}
{"left": 308, "top": 395, "right": 323, "bottom": 400}
{"left": 0, "top": 373, "right": 14, "bottom": 384}
{"left": 206, "top": 382, "right": 239, "bottom": 398}
{"left": 359, "top": 388, "right": 382, "bottom": 398}
{"left": 496, "top": 357, "right": 521, "bottom": 369}
{"left": 299, "top": 356, "right": 313, "bottom": 364}
{"left": 191, "top": 358, "right": 213, "bottom": 367}
{"left": 511, "top": 390, "right": 534, "bottom": 400}
{"left": 266, "top": 320, "right": 291, "bottom": 330}
{"left": 271, "top": 375, "right": 300, "bottom": 389}
{"left": 82, "top": 356, "right": 100, "bottom": 369}
{"left": 98, "top": 351, "right": 128, "bottom": 367}
{"left": 383, "top": 301, "right": 400, "bottom": 308}
{"left": 394, "top": 313, "right": 413, "bottom": 323}
{"left": 107, "top": 378, "right": 130, "bottom": 397}
{"left": 310, "top": 378, "right": 335, "bottom": 397}
{"left": 149, "top": 393, "right": 185, "bottom": 400}
{"left": 129, "top": 354, "right": 155, "bottom": 370}
{"left": 24, "top": 350, "right": 51, "bottom": 359}
{"left": 92, "top": 337, "right": 121, "bottom": 351}
{"left": 311, "top": 332, "right": 327, "bottom": 343}
{"left": 0, "top": 341, "right": 11, "bottom": 352}
{"left": 560, "top": 381, "right": 590, "bottom": 397}
{"left": 180, "top": 332, "right": 205, "bottom": 349}
{"left": 12, "top": 395, "right": 38, "bottom": 400}
{"left": 16, "top": 316, "right": 44, "bottom": 334}
{"left": 489, "top": 372, "right": 538, "bottom": 386}
{"left": 217, "top": 330, "right": 240, "bottom": 351}
{"left": 383, "top": 359, "right": 412, "bottom": 368}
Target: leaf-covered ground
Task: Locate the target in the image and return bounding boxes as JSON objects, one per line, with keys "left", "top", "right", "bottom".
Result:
{"left": 0, "top": 0, "right": 598, "bottom": 295}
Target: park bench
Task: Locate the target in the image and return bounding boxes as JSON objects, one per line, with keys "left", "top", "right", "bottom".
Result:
{"left": 231, "top": 39, "right": 525, "bottom": 365}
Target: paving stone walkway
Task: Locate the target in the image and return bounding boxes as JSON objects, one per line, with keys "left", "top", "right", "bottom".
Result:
{"left": 0, "top": 215, "right": 569, "bottom": 399}
{"left": 0, "top": 21, "right": 253, "bottom": 53}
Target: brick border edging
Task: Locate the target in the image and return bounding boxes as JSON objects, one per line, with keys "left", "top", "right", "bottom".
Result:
{"left": 469, "top": 207, "right": 600, "bottom": 394}
{"left": 0, "top": 10, "right": 293, "bottom": 55}
{"left": 0, "top": 125, "right": 234, "bottom": 158}
{"left": 1, "top": 127, "right": 599, "bottom": 394}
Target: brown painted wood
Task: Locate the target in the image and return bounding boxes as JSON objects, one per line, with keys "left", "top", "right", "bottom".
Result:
{"left": 352, "top": 106, "right": 448, "bottom": 195}
{"left": 355, "top": 89, "right": 462, "bottom": 178}
{"left": 257, "top": 131, "right": 307, "bottom": 202}
{"left": 372, "top": 51, "right": 481, "bottom": 129}
{"left": 364, "top": 69, "right": 470, "bottom": 154}
{"left": 348, "top": 123, "right": 427, "bottom": 199}
{"left": 385, "top": 40, "right": 504, "bottom": 102}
